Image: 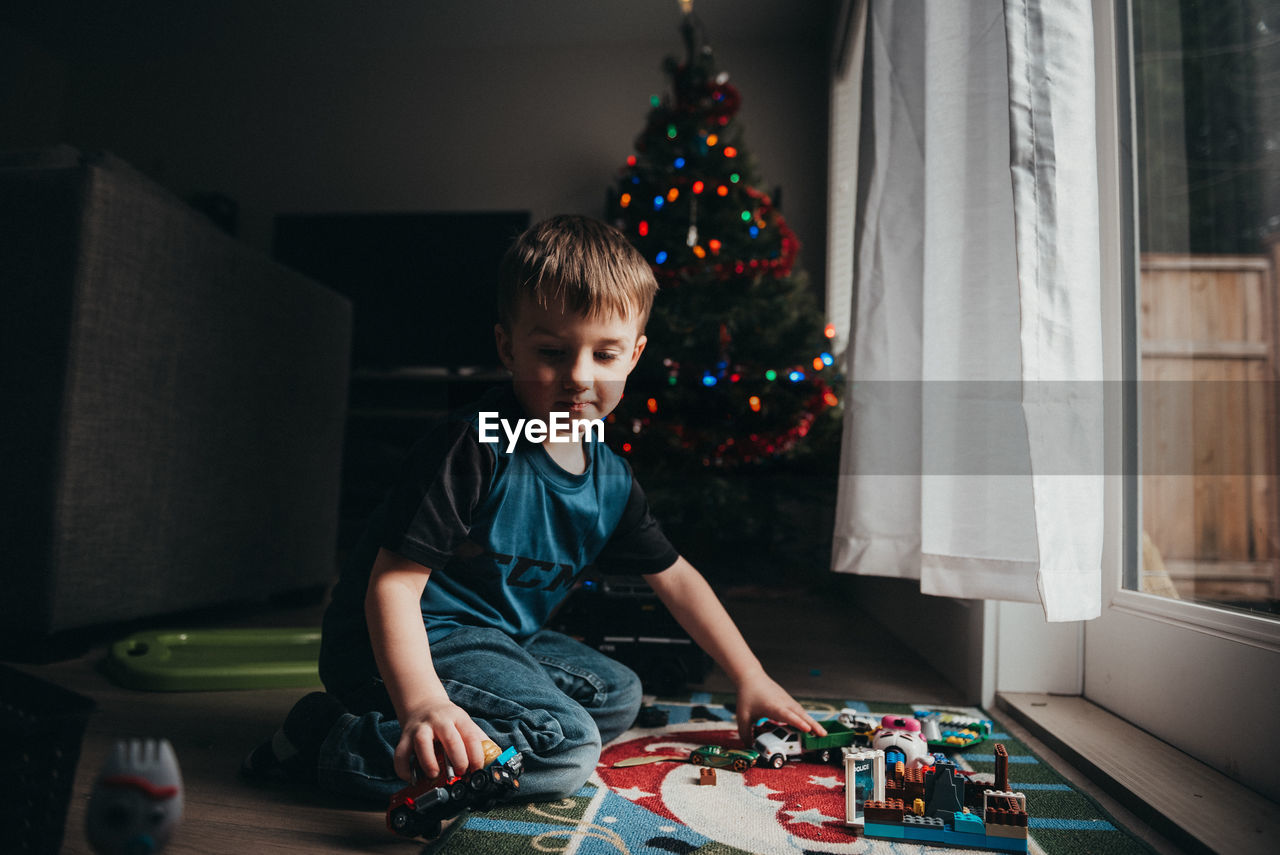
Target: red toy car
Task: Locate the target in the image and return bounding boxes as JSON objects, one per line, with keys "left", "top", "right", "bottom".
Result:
{"left": 386, "top": 740, "right": 523, "bottom": 839}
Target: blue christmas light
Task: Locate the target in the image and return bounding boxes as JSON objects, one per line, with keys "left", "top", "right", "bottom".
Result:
{"left": 674, "top": 157, "right": 686, "bottom": 169}
{"left": 788, "top": 370, "right": 805, "bottom": 383}
{"left": 821, "top": 352, "right": 835, "bottom": 366}
{"left": 702, "top": 373, "right": 717, "bottom": 387}
{"left": 653, "top": 196, "right": 664, "bottom": 210}
{"left": 631, "top": 176, "right": 640, "bottom": 184}
{"left": 749, "top": 226, "right": 759, "bottom": 238}
{"left": 655, "top": 251, "right": 668, "bottom": 264}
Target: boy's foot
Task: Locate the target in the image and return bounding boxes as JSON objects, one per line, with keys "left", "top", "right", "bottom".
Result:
{"left": 241, "top": 691, "right": 348, "bottom": 783}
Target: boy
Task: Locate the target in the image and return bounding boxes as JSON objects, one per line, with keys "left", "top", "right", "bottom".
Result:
{"left": 245, "top": 215, "right": 824, "bottom": 802}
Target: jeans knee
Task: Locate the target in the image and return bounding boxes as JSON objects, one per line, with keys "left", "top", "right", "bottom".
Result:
{"left": 616, "top": 665, "right": 643, "bottom": 710}
{"left": 547, "top": 731, "right": 602, "bottom": 799}
{"left": 517, "top": 712, "right": 602, "bottom": 800}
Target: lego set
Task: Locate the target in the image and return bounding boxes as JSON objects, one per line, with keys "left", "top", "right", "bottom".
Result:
{"left": 851, "top": 741, "right": 1029, "bottom": 853}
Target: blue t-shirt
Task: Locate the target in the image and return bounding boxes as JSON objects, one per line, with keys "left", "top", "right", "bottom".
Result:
{"left": 319, "top": 384, "right": 678, "bottom": 693}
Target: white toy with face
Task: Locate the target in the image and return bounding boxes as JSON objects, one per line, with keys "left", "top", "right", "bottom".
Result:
{"left": 871, "top": 715, "right": 932, "bottom": 769}
{"left": 86, "top": 738, "right": 184, "bottom": 855}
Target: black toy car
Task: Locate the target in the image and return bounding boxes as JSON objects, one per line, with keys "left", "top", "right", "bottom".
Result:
{"left": 386, "top": 740, "right": 522, "bottom": 839}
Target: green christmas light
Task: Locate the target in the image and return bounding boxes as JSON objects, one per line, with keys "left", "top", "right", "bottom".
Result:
{"left": 730, "top": 173, "right": 740, "bottom": 183}
{"left": 765, "top": 369, "right": 778, "bottom": 381}
{"left": 650, "top": 95, "right": 661, "bottom": 108}
{"left": 741, "top": 211, "right": 752, "bottom": 222}
{"left": 667, "top": 124, "right": 678, "bottom": 139}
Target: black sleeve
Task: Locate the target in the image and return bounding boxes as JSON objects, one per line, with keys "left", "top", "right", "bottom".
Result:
{"left": 594, "top": 478, "right": 680, "bottom": 575}
{"left": 378, "top": 419, "right": 495, "bottom": 570}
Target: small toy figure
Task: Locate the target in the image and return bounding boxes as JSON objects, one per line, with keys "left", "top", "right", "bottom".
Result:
{"left": 386, "top": 739, "right": 523, "bottom": 840}
{"left": 86, "top": 738, "right": 184, "bottom": 855}
{"left": 871, "top": 715, "right": 932, "bottom": 769}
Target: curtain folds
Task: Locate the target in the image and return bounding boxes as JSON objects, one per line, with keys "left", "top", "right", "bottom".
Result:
{"left": 831, "top": 0, "right": 1103, "bottom": 621}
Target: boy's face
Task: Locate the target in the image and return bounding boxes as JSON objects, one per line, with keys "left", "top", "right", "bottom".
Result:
{"left": 495, "top": 296, "right": 647, "bottom": 428}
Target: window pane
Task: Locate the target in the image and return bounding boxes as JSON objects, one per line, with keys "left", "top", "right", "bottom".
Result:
{"left": 1133, "top": 0, "right": 1280, "bottom": 617}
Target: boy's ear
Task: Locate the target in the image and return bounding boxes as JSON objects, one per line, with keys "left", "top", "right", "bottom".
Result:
{"left": 494, "top": 323, "right": 515, "bottom": 370}
{"left": 627, "top": 334, "right": 648, "bottom": 372}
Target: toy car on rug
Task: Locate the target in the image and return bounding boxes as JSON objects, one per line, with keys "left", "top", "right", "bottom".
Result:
{"left": 386, "top": 740, "right": 523, "bottom": 840}
{"left": 688, "top": 744, "right": 760, "bottom": 772}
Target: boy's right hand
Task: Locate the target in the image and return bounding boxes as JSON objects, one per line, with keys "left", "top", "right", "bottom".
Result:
{"left": 395, "top": 698, "right": 491, "bottom": 783}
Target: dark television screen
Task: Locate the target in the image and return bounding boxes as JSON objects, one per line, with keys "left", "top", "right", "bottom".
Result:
{"left": 273, "top": 211, "right": 530, "bottom": 371}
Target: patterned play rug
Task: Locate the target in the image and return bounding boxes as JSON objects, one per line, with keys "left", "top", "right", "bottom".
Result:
{"left": 430, "top": 696, "right": 1157, "bottom": 855}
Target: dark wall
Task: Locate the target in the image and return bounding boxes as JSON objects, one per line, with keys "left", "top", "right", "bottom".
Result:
{"left": 2, "top": 0, "right": 833, "bottom": 297}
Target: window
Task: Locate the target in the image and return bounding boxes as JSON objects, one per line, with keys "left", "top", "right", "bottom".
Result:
{"left": 1131, "top": 0, "right": 1280, "bottom": 619}
{"left": 1085, "top": 0, "right": 1280, "bottom": 803}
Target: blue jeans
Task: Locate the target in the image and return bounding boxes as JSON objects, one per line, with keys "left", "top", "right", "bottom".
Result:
{"left": 317, "top": 627, "right": 642, "bottom": 803}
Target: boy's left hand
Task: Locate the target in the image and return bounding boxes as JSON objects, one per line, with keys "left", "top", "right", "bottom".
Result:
{"left": 733, "top": 672, "right": 828, "bottom": 746}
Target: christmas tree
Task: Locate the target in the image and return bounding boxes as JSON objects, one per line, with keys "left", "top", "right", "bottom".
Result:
{"left": 604, "top": 9, "right": 840, "bottom": 476}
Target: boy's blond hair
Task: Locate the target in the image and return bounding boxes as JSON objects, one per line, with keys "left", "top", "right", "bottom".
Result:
{"left": 497, "top": 215, "right": 658, "bottom": 332}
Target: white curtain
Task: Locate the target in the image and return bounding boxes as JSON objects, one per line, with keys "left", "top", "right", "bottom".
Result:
{"left": 829, "top": 0, "right": 1104, "bottom": 622}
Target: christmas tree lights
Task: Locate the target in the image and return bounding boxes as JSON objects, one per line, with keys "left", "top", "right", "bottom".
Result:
{"left": 603, "top": 7, "right": 841, "bottom": 471}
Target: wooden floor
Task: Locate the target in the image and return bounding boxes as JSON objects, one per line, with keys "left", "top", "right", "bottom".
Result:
{"left": 12, "top": 586, "right": 969, "bottom": 855}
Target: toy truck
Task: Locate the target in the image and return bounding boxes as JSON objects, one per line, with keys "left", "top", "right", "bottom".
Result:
{"left": 753, "top": 714, "right": 876, "bottom": 767}
{"left": 386, "top": 740, "right": 522, "bottom": 840}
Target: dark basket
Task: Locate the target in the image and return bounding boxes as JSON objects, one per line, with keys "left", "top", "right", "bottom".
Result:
{"left": 0, "top": 664, "right": 95, "bottom": 855}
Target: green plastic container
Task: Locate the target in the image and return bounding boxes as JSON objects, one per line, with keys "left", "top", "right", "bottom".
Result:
{"left": 106, "top": 627, "right": 323, "bottom": 691}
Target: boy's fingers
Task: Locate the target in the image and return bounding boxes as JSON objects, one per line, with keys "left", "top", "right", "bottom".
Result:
{"left": 465, "top": 734, "right": 489, "bottom": 772}
{"left": 412, "top": 732, "right": 439, "bottom": 780}
{"left": 395, "top": 745, "right": 415, "bottom": 782}
{"left": 800, "top": 710, "right": 826, "bottom": 737}
{"left": 392, "top": 746, "right": 409, "bottom": 782}
{"left": 438, "top": 729, "right": 469, "bottom": 777}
